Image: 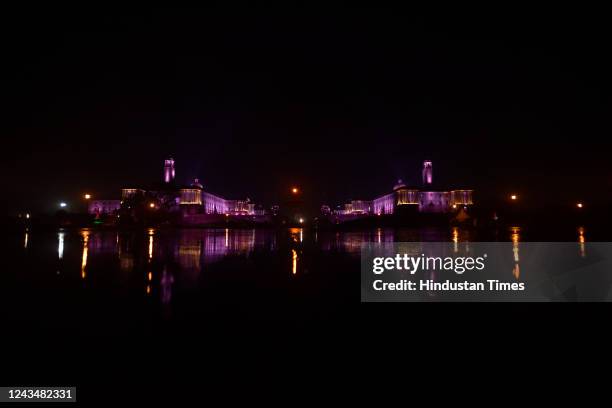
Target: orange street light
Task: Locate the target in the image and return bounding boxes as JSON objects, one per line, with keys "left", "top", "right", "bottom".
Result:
{"left": 577, "top": 202, "right": 583, "bottom": 209}
{"left": 84, "top": 194, "right": 91, "bottom": 200}
{"left": 149, "top": 203, "right": 155, "bottom": 208}
{"left": 510, "top": 194, "right": 517, "bottom": 201}
{"left": 291, "top": 187, "right": 299, "bottom": 194}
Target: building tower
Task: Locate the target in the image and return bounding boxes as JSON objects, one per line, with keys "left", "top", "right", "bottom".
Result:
{"left": 422, "top": 160, "right": 433, "bottom": 185}
{"left": 164, "top": 158, "right": 175, "bottom": 183}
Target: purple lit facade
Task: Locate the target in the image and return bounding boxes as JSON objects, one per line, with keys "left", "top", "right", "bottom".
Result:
{"left": 121, "top": 188, "right": 145, "bottom": 200}
{"left": 418, "top": 191, "right": 450, "bottom": 213}
{"left": 372, "top": 193, "right": 395, "bottom": 215}
{"left": 116, "top": 159, "right": 265, "bottom": 224}
{"left": 422, "top": 160, "right": 433, "bottom": 185}
{"left": 164, "top": 158, "right": 175, "bottom": 183}
{"left": 180, "top": 182, "right": 256, "bottom": 216}
{"left": 167, "top": 161, "right": 263, "bottom": 220}
{"left": 88, "top": 200, "right": 121, "bottom": 215}
{"left": 332, "top": 161, "right": 473, "bottom": 220}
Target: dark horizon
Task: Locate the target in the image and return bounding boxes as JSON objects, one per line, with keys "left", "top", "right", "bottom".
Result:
{"left": 3, "top": 6, "right": 612, "bottom": 214}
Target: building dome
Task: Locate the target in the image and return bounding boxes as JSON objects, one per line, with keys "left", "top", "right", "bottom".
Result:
{"left": 190, "top": 178, "right": 203, "bottom": 189}
{"left": 393, "top": 179, "right": 407, "bottom": 191}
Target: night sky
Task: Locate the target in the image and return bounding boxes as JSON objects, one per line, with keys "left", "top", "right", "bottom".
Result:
{"left": 3, "top": 5, "right": 612, "bottom": 214}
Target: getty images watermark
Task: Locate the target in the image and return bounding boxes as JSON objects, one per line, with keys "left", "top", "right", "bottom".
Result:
{"left": 371, "top": 251, "right": 524, "bottom": 292}
{"left": 361, "top": 242, "right": 612, "bottom": 302}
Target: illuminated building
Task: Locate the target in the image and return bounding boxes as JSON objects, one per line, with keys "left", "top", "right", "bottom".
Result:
{"left": 332, "top": 160, "right": 474, "bottom": 219}
{"left": 422, "top": 160, "right": 433, "bottom": 185}
{"left": 164, "top": 158, "right": 176, "bottom": 183}
{"left": 416, "top": 161, "right": 473, "bottom": 213}
{"left": 450, "top": 190, "right": 473, "bottom": 206}
{"left": 395, "top": 180, "right": 419, "bottom": 205}
{"left": 372, "top": 193, "right": 395, "bottom": 215}
{"left": 418, "top": 191, "right": 450, "bottom": 213}
{"left": 201, "top": 191, "right": 230, "bottom": 214}
{"left": 88, "top": 200, "right": 121, "bottom": 215}
{"left": 121, "top": 188, "right": 145, "bottom": 200}
{"left": 350, "top": 200, "right": 370, "bottom": 214}
{"left": 111, "top": 159, "right": 263, "bottom": 224}
{"left": 180, "top": 189, "right": 202, "bottom": 205}
{"left": 179, "top": 178, "right": 255, "bottom": 216}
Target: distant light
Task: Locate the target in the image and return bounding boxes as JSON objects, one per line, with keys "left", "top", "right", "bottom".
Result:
{"left": 452, "top": 204, "right": 457, "bottom": 209}
{"left": 577, "top": 202, "right": 583, "bottom": 209}
{"left": 60, "top": 202, "right": 67, "bottom": 208}
{"left": 149, "top": 203, "right": 155, "bottom": 208}
{"left": 510, "top": 195, "right": 517, "bottom": 201}
{"left": 84, "top": 194, "right": 91, "bottom": 200}
{"left": 299, "top": 218, "right": 304, "bottom": 224}
{"left": 25, "top": 213, "right": 30, "bottom": 219}
{"left": 292, "top": 187, "right": 299, "bottom": 194}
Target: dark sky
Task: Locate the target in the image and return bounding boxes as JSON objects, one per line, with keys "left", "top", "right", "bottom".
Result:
{"left": 3, "top": 5, "right": 612, "bottom": 213}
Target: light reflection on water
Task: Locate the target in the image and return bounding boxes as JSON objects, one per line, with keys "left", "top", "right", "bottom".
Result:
{"left": 511, "top": 226, "right": 521, "bottom": 280}
{"left": 57, "top": 230, "right": 65, "bottom": 260}
{"left": 81, "top": 229, "right": 89, "bottom": 279}
{"left": 578, "top": 226, "right": 586, "bottom": 258}
{"left": 19, "top": 225, "right": 591, "bottom": 304}
{"left": 292, "top": 249, "right": 298, "bottom": 275}
{"left": 64, "top": 227, "right": 422, "bottom": 284}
